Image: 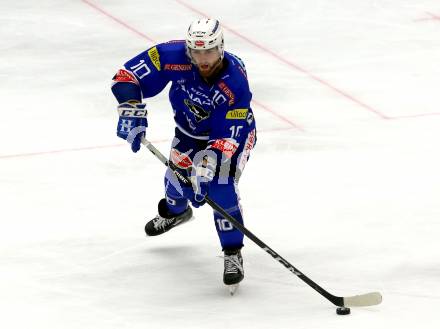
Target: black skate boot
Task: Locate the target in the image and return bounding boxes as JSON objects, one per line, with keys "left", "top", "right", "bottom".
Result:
{"left": 223, "top": 248, "right": 244, "bottom": 286}
{"left": 145, "top": 198, "right": 193, "bottom": 236}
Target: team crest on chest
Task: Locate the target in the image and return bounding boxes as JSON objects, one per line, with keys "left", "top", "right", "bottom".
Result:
{"left": 184, "top": 99, "right": 210, "bottom": 122}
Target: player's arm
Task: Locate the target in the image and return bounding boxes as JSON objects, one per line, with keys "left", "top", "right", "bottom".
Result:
{"left": 111, "top": 45, "right": 170, "bottom": 152}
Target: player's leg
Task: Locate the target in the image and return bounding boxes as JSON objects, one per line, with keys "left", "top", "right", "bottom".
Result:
{"left": 210, "top": 128, "right": 256, "bottom": 284}
{"left": 145, "top": 131, "right": 199, "bottom": 236}
{"left": 144, "top": 168, "right": 193, "bottom": 236}
{"left": 209, "top": 178, "right": 244, "bottom": 285}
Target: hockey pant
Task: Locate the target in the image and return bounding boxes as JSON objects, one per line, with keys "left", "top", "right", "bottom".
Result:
{"left": 162, "top": 127, "right": 255, "bottom": 249}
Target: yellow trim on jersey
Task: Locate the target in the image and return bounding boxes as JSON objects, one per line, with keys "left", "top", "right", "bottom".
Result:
{"left": 148, "top": 47, "right": 161, "bottom": 71}
{"left": 226, "top": 109, "right": 248, "bottom": 119}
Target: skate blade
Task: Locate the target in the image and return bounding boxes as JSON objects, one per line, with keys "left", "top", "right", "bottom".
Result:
{"left": 228, "top": 284, "right": 239, "bottom": 296}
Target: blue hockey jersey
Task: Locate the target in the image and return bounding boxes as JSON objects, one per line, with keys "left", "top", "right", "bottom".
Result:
{"left": 112, "top": 40, "right": 256, "bottom": 161}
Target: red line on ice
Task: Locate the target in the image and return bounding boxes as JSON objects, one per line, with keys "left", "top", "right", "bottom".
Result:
{"left": 80, "top": 0, "right": 303, "bottom": 130}
{"left": 388, "top": 112, "right": 440, "bottom": 120}
{"left": 0, "top": 125, "right": 296, "bottom": 160}
{"left": 425, "top": 12, "right": 440, "bottom": 21}
{"left": 0, "top": 144, "right": 122, "bottom": 160}
{"left": 81, "top": 0, "right": 157, "bottom": 43}
{"left": 252, "top": 100, "right": 305, "bottom": 131}
{"left": 174, "top": 0, "right": 390, "bottom": 119}
{"left": 174, "top": 0, "right": 440, "bottom": 120}
{"left": 414, "top": 12, "right": 440, "bottom": 22}
{"left": 0, "top": 140, "right": 164, "bottom": 160}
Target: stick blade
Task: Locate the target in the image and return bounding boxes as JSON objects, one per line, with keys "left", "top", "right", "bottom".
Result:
{"left": 343, "top": 292, "right": 382, "bottom": 307}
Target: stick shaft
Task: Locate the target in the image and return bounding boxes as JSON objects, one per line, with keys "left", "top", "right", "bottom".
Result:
{"left": 141, "top": 137, "right": 381, "bottom": 307}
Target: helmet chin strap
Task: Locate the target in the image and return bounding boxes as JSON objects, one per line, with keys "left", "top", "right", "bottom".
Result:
{"left": 212, "top": 56, "right": 223, "bottom": 69}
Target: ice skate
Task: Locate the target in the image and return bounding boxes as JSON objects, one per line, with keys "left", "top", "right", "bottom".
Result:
{"left": 228, "top": 284, "right": 239, "bottom": 296}
{"left": 145, "top": 198, "right": 193, "bottom": 236}
{"left": 223, "top": 248, "right": 244, "bottom": 294}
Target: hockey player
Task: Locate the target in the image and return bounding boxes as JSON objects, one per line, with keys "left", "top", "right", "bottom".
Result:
{"left": 111, "top": 18, "right": 256, "bottom": 289}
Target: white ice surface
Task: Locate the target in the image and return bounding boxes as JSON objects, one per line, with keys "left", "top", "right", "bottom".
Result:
{"left": 1, "top": 0, "right": 440, "bottom": 328}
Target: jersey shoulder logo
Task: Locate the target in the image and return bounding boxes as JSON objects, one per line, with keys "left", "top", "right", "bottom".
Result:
{"left": 148, "top": 47, "right": 161, "bottom": 71}
{"left": 112, "top": 69, "right": 139, "bottom": 85}
{"left": 184, "top": 99, "right": 210, "bottom": 122}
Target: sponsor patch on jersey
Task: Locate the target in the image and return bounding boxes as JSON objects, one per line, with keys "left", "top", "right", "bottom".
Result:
{"left": 218, "top": 81, "right": 235, "bottom": 106}
{"left": 226, "top": 109, "right": 248, "bottom": 120}
{"left": 170, "top": 149, "right": 193, "bottom": 169}
{"left": 238, "top": 129, "right": 256, "bottom": 172}
{"left": 148, "top": 46, "right": 161, "bottom": 71}
{"left": 112, "top": 69, "right": 138, "bottom": 84}
{"left": 210, "top": 138, "right": 239, "bottom": 159}
{"left": 164, "top": 64, "right": 192, "bottom": 71}
{"left": 184, "top": 99, "right": 210, "bottom": 122}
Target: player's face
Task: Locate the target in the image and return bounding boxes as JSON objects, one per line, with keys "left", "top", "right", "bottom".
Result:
{"left": 190, "top": 48, "right": 222, "bottom": 78}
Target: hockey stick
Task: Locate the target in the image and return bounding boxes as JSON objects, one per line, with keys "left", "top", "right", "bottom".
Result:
{"left": 141, "top": 137, "right": 382, "bottom": 308}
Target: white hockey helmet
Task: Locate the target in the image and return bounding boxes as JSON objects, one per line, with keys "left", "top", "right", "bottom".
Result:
{"left": 186, "top": 18, "right": 224, "bottom": 60}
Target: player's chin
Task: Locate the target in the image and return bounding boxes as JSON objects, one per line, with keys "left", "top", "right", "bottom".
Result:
{"left": 198, "top": 65, "right": 213, "bottom": 76}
